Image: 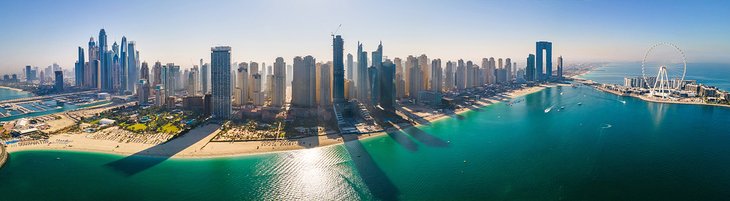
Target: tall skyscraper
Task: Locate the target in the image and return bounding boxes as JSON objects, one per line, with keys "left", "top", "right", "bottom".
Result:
{"left": 418, "top": 54, "right": 429, "bottom": 90}
{"left": 445, "top": 61, "right": 455, "bottom": 91}
{"left": 456, "top": 59, "right": 466, "bottom": 90}
{"left": 536, "top": 41, "right": 553, "bottom": 81}
{"left": 557, "top": 56, "right": 563, "bottom": 80}
{"left": 505, "top": 58, "right": 512, "bottom": 81}
{"left": 356, "top": 42, "right": 369, "bottom": 102}
{"left": 75, "top": 47, "right": 85, "bottom": 86}
{"left": 319, "top": 63, "right": 332, "bottom": 106}
{"left": 370, "top": 42, "right": 383, "bottom": 104}
{"left": 272, "top": 57, "right": 286, "bottom": 107}
{"left": 236, "top": 63, "right": 248, "bottom": 106}
{"left": 291, "top": 56, "right": 317, "bottom": 108}
{"left": 408, "top": 57, "right": 422, "bottom": 97}
{"left": 526, "top": 54, "right": 536, "bottom": 81}
{"left": 140, "top": 62, "right": 150, "bottom": 81}
{"left": 54, "top": 71, "right": 63, "bottom": 91}
{"left": 346, "top": 53, "right": 354, "bottom": 80}
{"left": 379, "top": 59, "right": 395, "bottom": 110}
{"left": 86, "top": 37, "right": 99, "bottom": 89}
{"left": 127, "top": 41, "right": 137, "bottom": 93}
{"left": 120, "top": 37, "right": 128, "bottom": 93}
{"left": 210, "top": 46, "right": 232, "bottom": 119}
{"left": 332, "top": 35, "right": 345, "bottom": 104}
{"left": 394, "top": 57, "right": 405, "bottom": 99}
{"left": 431, "top": 59, "right": 443, "bottom": 93}
{"left": 188, "top": 66, "right": 199, "bottom": 96}
{"left": 201, "top": 59, "right": 209, "bottom": 94}
{"left": 99, "top": 29, "right": 110, "bottom": 91}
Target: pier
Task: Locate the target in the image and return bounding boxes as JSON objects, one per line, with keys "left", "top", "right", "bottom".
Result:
{"left": 0, "top": 144, "right": 7, "bottom": 169}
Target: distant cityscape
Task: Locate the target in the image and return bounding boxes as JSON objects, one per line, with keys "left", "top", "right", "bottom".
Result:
{"left": 0, "top": 28, "right": 570, "bottom": 147}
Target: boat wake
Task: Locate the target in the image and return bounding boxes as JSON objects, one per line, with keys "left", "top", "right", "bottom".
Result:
{"left": 601, "top": 124, "right": 612, "bottom": 129}
{"left": 544, "top": 105, "right": 554, "bottom": 113}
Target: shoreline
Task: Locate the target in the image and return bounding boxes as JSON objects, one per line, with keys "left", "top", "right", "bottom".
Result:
{"left": 0, "top": 85, "right": 29, "bottom": 93}
{"left": 6, "top": 85, "right": 552, "bottom": 159}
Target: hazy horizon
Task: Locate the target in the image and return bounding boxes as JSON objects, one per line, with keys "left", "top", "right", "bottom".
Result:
{"left": 1, "top": 0, "right": 729, "bottom": 74}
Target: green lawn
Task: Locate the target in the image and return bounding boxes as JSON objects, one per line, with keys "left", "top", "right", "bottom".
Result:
{"left": 127, "top": 123, "right": 147, "bottom": 132}
{"left": 160, "top": 123, "right": 180, "bottom": 133}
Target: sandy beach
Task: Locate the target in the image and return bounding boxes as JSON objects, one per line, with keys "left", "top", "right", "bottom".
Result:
{"left": 6, "top": 85, "right": 551, "bottom": 159}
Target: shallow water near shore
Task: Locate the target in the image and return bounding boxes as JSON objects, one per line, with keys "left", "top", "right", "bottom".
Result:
{"left": 1, "top": 84, "right": 730, "bottom": 200}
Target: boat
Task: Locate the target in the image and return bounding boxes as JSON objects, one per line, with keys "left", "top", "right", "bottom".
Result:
{"left": 560, "top": 106, "right": 565, "bottom": 109}
{"left": 544, "top": 106, "right": 554, "bottom": 113}
{"left": 577, "top": 102, "right": 582, "bottom": 106}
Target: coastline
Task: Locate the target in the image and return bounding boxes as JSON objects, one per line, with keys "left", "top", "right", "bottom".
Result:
{"left": 0, "top": 85, "right": 29, "bottom": 93}
{"left": 6, "top": 85, "right": 552, "bottom": 159}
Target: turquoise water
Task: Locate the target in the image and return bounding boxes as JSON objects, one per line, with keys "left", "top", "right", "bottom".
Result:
{"left": 1, "top": 84, "right": 730, "bottom": 200}
{"left": 579, "top": 62, "right": 730, "bottom": 91}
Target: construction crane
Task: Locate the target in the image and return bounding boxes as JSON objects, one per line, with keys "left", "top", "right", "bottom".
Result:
{"left": 330, "top": 24, "right": 342, "bottom": 37}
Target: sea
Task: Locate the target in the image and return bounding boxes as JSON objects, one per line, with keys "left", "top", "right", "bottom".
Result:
{"left": 1, "top": 63, "right": 729, "bottom": 200}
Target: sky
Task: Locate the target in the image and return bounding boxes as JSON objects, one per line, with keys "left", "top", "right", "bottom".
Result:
{"left": 0, "top": 0, "right": 729, "bottom": 74}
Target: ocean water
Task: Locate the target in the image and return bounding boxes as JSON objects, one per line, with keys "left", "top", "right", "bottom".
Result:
{"left": 1, "top": 84, "right": 730, "bottom": 200}
{"left": 579, "top": 62, "right": 730, "bottom": 91}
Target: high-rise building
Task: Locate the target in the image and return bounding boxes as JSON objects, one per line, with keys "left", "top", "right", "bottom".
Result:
{"left": 201, "top": 59, "right": 209, "bottom": 94}
{"left": 505, "top": 58, "right": 512, "bottom": 82}
{"left": 138, "top": 80, "right": 150, "bottom": 105}
{"left": 25, "top": 65, "right": 32, "bottom": 82}
{"left": 291, "top": 56, "right": 317, "bottom": 108}
{"left": 445, "top": 61, "right": 455, "bottom": 91}
{"left": 210, "top": 46, "right": 232, "bottom": 119}
{"left": 54, "top": 71, "right": 63, "bottom": 92}
{"left": 332, "top": 35, "right": 345, "bottom": 104}
{"left": 356, "top": 42, "right": 369, "bottom": 102}
{"left": 127, "top": 41, "right": 137, "bottom": 93}
{"left": 466, "top": 60, "right": 474, "bottom": 87}
{"left": 408, "top": 57, "right": 422, "bottom": 98}
{"left": 394, "top": 57, "right": 405, "bottom": 99}
{"left": 249, "top": 62, "right": 259, "bottom": 103}
{"left": 557, "top": 56, "right": 563, "bottom": 80}
{"left": 346, "top": 53, "right": 354, "bottom": 80}
{"left": 418, "top": 54, "right": 429, "bottom": 90}
{"left": 251, "top": 73, "right": 264, "bottom": 106}
{"left": 318, "top": 63, "right": 332, "bottom": 106}
{"left": 455, "top": 59, "right": 466, "bottom": 90}
{"left": 99, "top": 29, "right": 111, "bottom": 91}
{"left": 140, "top": 62, "right": 150, "bottom": 81}
{"left": 75, "top": 47, "right": 85, "bottom": 87}
{"left": 369, "top": 42, "right": 383, "bottom": 104}
{"left": 272, "top": 57, "right": 286, "bottom": 107}
{"left": 120, "top": 37, "right": 128, "bottom": 93}
{"left": 536, "top": 41, "right": 553, "bottom": 81}
{"left": 431, "top": 59, "right": 443, "bottom": 93}
{"left": 87, "top": 37, "right": 99, "bottom": 89}
{"left": 235, "top": 63, "right": 248, "bottom": 106}
{"left": 526, "top": 54, "right": 536, "bottom": 81}
{"left": 188, "top": 66, "right": 199, "bottom": 96}
{"left": 379, "top": 59, "right": 395, "bottom": 110}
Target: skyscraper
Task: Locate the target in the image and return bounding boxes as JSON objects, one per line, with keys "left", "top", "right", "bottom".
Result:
{"left": 370, "top": 42, "right": 383, "bottom": 104}
{"left": 557, "top": 56, "right": 563, "bottom": 80}
{"left": 210, "top": 46, "right": 232, "bottom": 119}
{"left": 127, "top": 41, "right": 137, "bottom": 93}
{"left": 346, "top": 53, "right": 354, "bottom": 80}
{"left": 319, "top": 63, "right": 332, "bottom": 106}
{"left": 356, "top": 42, "right": 369, "bottom": 102}
{"left": 408, "top": 57, "right": 422, "bottom": 97}
{"left": 431, "top": 59, "right": 443, "bottom": 93}
{"left": 455, "top": 59, "right": 466, "bottom": 90}
{"left": 201, "top": 59, "right": 209, "bottom": 94}
{"left": 536, "top": 41, "right": 553, "bottom": 81}
{"left": 99, "top": 29, "right": 110, "bottom": 91}
{"left": 54, "top": 71, "right": 63, "bottom": 91}
{"left": 332, "top": 35, "right": 345, "bottom": 104}
{"left": 236, "top": 62, "right": 248, "bottom": 106}
{"left": 140, "top": 62, "right": 150, "bottom": 81}
{"left": 445, "top": 61, "right": 455, "bottom": 91}
{"left": 291, "top": 56, "right": 317, "bottom": 108}
{"left": 75, "top": 47, "right": 85, "bottom": 87}
{"left": 272, "top": 57, "right": 286, "bottom": 107}
{"left": 380, "top": 59, "right": 395, "bottom": 110}
{"left": 120, "top": 36, "right": 128, "bottom": 93}
{"left": 526, "top": 54, "right": 536, "bottom": 81}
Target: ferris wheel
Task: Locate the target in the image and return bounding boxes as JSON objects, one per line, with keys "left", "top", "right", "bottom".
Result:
{"left": 641, "top": 42, "right": 687, "bottom": 98}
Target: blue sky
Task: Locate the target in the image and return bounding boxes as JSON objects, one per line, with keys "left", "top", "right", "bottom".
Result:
{"left": 0, "top": 0, "right": 728, "bottom": 74}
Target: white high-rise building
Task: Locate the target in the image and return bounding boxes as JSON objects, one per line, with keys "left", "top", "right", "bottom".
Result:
{"left": 431, "top": 59, "right": 443, "bottom": 93}
{"left": 272, "top": 57, "right": 286, "bottom": 107}
{"left": 235, "top": 62, "right": 248, "bottom": 106}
